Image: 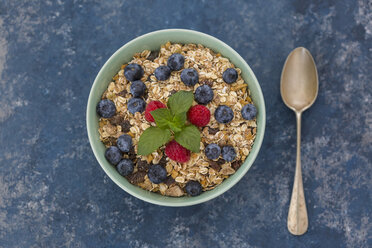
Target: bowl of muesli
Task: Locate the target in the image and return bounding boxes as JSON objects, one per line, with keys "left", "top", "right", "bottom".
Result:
{"left": 87, "top": 29, "right": 265, "bottom": 206}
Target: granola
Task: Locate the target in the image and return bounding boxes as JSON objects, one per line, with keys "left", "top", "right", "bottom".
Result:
{"left": 98, "top": 42, "right": 257, "bottom": 197}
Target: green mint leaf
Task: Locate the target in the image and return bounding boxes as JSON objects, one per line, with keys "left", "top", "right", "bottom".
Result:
{"left": 168, "top": 123, "right": 182, "bottom": 133}
{"left": 172, "top": 112, "right": 186, "bottom": 129}
{"left": 151, "top": 108, "right": 173, "bottom": 129}
{"left": 174, "top": 125, "right": 200, "bottom": 153}
{"left": 167, "top": 91, "right": 193, "bottom": 115}
{"left": 137, "top": 127, "right": 171, "bottom": 155}
{"left": 168, "top": 112, "right": 186, "bottom": 133}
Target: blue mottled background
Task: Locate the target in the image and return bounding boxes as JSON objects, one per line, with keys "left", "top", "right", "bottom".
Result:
{"left": 0, "top": 0, "right": 371, "bottom": 247}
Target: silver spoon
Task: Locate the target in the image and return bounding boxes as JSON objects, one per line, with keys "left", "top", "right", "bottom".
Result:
{"left": 280, "top": 47, "right": 319, "bottom": 235}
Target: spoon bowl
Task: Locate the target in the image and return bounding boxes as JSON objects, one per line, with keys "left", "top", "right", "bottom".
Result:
{"left": 281, "top": 47, "right": 318, "bottom": 112}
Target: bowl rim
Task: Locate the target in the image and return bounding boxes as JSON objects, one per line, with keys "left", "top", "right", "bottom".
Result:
{"left": 87, "top": 29, "right": 266, "bottom": 206}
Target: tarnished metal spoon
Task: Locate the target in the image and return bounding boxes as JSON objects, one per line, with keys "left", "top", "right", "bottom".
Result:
{"left": 280, "top": 47, "right": 318, "bottom": 235}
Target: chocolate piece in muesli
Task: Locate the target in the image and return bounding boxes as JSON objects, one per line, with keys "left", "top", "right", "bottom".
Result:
{"left": 98, "top": 42, "right": 257, "bottom": 197}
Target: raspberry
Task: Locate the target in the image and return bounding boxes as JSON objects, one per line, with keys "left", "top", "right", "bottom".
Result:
{"left": 165, "top": 140, "right": 190, "bottom": 163}
{"left": 145, "top": 100, "right": 166, "bottom": 122}
{"left": 187, "top": 105, "right": 211, "bottom": 127}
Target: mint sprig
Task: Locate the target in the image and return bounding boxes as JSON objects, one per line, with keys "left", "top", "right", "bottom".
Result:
{"left": 137, "top": 90, "right": 201, "bottom": 156}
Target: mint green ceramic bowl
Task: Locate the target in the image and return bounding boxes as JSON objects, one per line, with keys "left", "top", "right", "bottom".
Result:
{"left": 87, "top": 29, "right": 265, "bottom": 206}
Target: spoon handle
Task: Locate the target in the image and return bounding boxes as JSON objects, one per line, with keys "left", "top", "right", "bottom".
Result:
{"left": 287, "top": 112, "right": 308, "bottom": 235}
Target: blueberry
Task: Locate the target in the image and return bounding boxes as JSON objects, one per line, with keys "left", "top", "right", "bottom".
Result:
{"left": 148, "top": 164, "right": 167, "bottom": 184}
{"left": 127, "top": 98, "right": 146, "bottom": 114}
{"left": 105, "top": 146, "right": 122, "bottom": 165}
{"left": 185, "top": 180, "right": 202, "bottom": 196}
{"left": 130, "top": 80, "right": 146, "bottom": 97}
{"left": 167, "top": 53, "right": 185, "bottom": 71}
{"left": 241, "top": 104, "right": 257, "bottom": 120}
{"left": 155, "top": 66, "right": 171, "bottom": 81}
{"left": 222, "top": 68, "right": 238, "bottom": 84}
{"left": 181, "top": 68, "right": 199, "bottom": 86}
{"left": 205, "top": 143, "right": 221, "bottom": 160}
{"left": 214, "top": 105, "right": 234, "bottom": 124}
{"left": 117, "top": 134, "right": 132, "bottom": 153}
{"left": 221, "top": 146, "right": 236, "bottom": 162}
{"left": 116, "top": 159, "right": 134, "bottom": 176}
{"left": 124, "top": 63, "right": 144, "bottom": 82}
{"left": 96, "top": 99, "right": 116, "bottom": 118}
{"left": 194, "top": 85, "right": 214, "bottom": 105}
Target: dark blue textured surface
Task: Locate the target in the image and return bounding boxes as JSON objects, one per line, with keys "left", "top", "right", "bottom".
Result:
{"left": 0, "top": 1, "right": 371, "bottom": 247}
